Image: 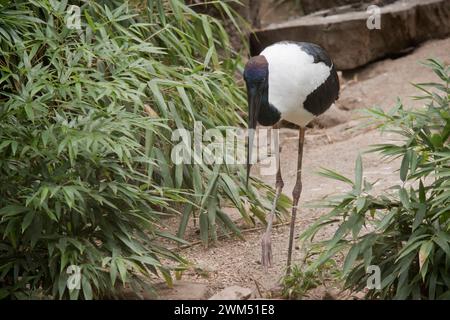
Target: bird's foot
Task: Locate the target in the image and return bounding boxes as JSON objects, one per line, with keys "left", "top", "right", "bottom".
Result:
{"left": 261, "top": 232, "right": 273, "bottom": 270}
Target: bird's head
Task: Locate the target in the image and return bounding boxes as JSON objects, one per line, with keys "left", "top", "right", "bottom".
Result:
{"left": 243, "top": 55, "right": 269, "bottom": 186}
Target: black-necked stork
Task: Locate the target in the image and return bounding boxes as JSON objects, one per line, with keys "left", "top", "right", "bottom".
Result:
{"left": 244, "top": 41, "right": 340, "bottom": 272}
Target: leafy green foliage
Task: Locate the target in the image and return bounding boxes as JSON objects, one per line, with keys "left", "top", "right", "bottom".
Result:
{"left": 0, "top": 0, "right": 289, "bottom": 299}
{"left": 297, "top": 59, "right": 450, "bottom": 299}
{"left": 282, "top": 265, "right": 320, "bottom": 299}
{"left": 282, "top": 258, "right": 341, "bottom": 299}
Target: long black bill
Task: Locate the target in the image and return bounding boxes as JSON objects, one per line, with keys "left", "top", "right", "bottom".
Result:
{"left": 246, "top": 87, "right": 261, "bottom": 187}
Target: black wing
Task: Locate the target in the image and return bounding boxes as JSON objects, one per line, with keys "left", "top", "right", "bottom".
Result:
{"left": 277, "top": 41, "right": 340, "bottom": 116}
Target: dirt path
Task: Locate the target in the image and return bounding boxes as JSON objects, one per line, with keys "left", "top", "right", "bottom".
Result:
{"left": 161, "top": 38, "right": 450, "bottom": 299}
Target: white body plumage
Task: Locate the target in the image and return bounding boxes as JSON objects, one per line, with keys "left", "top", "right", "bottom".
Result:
{"left": 260, "top": 42, "right": 334, "bottom": 127}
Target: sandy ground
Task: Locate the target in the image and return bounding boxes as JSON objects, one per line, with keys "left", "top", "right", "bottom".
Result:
{"left": 159, "top": 38, "right": 450, "bottom": 299}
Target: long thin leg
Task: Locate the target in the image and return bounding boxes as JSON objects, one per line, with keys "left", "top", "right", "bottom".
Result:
{"left": 261, "top": 125, "right": 283, "bottom": 270}
{"left": 286, "top": 126, "right": 306, "bottom": 275}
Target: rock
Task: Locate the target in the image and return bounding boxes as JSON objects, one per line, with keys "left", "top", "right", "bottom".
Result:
{"left": 250, "top": 0, "right": 450, "bottom": 70}
{"left": 209, "top": 286, "right": 253, "bottom": 300}
{"left": 300, "top": 0, "right": 370, "bottom": 15}
{"left": 310, "top": 104, "right": 348, "bottom": 129}
{"left": 119, "top": 280, "right": 211, "bottom": 300}
{"left": 154, "top": 281, "right": 211, "bottom": 300}
{"left": 299, "top": 1, "right": 399, "bottom": 15}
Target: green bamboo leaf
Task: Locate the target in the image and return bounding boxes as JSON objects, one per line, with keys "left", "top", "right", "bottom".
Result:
{"left": 217, "top": 209, "right": 244, "bottom": 240}
{"left": 397, "top": 240, "right": 424, "bottom": 261}
{"left": 0, "top": 205, "right": 29, "bottom": 217}
{"left": 354, "top": 154, "right": 363, "bottom": 194}
{"left": 177, "top": 204, "right": 192, "bottom": 239}
{"left": 430, "top": 134, "right": 443, "bottom": 149}
{"left": 58, "top": 274, "right": 67, "bottom": 300}
{"left": 355, "top": 197, "right": 366, "bottom": 213}
{"left": 199, "top": 212, "right": 209, "bottom": 246}
{"left": 148, "top": 80, "right": 168, "bottom": 117}
{"left": 157, "top": 231, "right": 189, "bottom": 245}
{"left": 176, "top": 86, "right": 195, "bottom": 120}
{"left": 24, "top": 103, "right": 34, "bottom": 121}
{"left": 110, "top": 261, "right": 118, "bottom": 287}
{"left": 192, "top": 165, "right": 203, "bottom": 196}
{"left": 21, "top": 211, "right": 35, "bottom": 233}
{"left": 433, "top": 234, "right": 450, "bottom": 257}
{"left": 175, "top": 164, "right": 183, "bottom": 189}
{"left": 316, "top": 168, "right": 353, "bottom": 185}
{"left": 39, "top": 187, "right": 49, "bottom": 205}
{"left": 220, "top": 173, "right": 241, "bottom": 207}
{"left": 343, "top": 245, "right": 359, "bottom": 275}
{"left": 412, "top": 203, "right": 426, "bottom": 231}
{"left": 207, "top": 193, "right": 218, "bottom": 242}
{"left": 400, "top": 151, "right": 410, "bottom": 182}
{"left": 419, "top": 241, "right": 433, "bottom": 271}
{"left": 161, "top": 268, "right": 173, "bottom": 288}
{"left": 156, "top": 0, "right": 166, "bottom": 25}
{"left": 199, "top": 166, "right": 220, "bottom": 210}
{"left": 154, "top": 148, "right": 174, "bottom": 187}
{"left": 0, "top": 289, "right": 10, "bottom": 300}
{"left": 377, "top": 209, "right": 396, "bottom": 231}
{"left": 82, "top": 276, "right": 93, "bottom": 300}
{"left": 418, "top": 180, "right": 426, "bottom": 203}
{"left": 399, "top": 188, "right": 410, "bottom": 209}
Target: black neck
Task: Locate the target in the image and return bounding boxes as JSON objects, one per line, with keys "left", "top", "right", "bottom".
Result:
{"left": 258, "top": 81, "right": 280, "bottom": 126}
